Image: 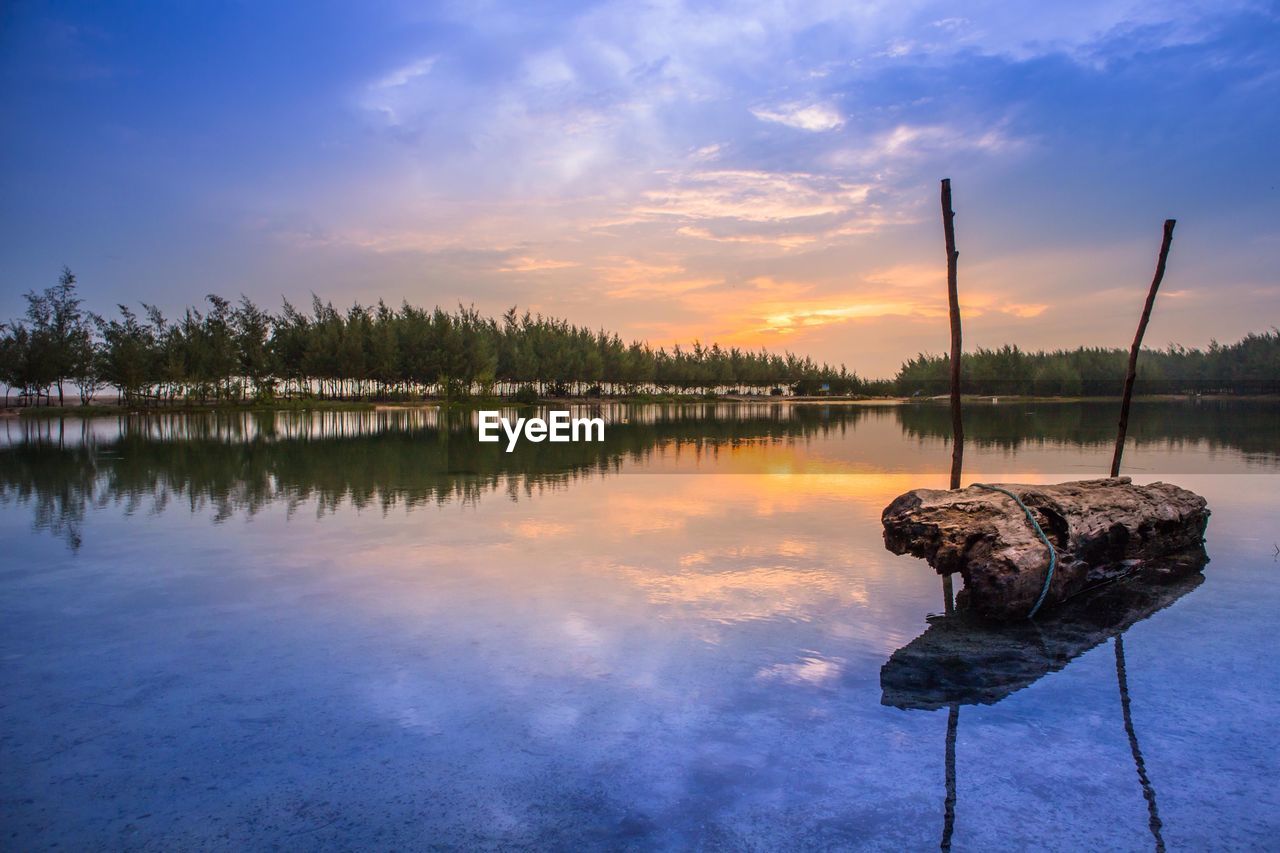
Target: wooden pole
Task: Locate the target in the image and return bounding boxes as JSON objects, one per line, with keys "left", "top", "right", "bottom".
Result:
{"left": 942, "top": 179, "right": 963, "bottom": 490}
{"left": 1110, "top": 219, "right": 1176, "bottom": 478}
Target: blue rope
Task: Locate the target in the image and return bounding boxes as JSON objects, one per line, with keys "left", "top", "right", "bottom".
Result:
{"left": 972, "top": 483, "right": 1057, "bottom": 619}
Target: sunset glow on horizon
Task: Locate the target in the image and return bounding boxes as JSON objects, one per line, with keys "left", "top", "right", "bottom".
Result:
{"left": 3, "top": 2, "right": 1278, "bottom": 375}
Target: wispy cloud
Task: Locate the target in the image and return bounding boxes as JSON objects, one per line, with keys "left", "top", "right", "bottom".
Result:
{"left": 751, "top": 102, "right": 845, "bottom": 132}
{"left": 594, "top": 257, "right": 719, "bottom": 299}
{"left": 373, "top": 55, "right": 437, "bottom": 90}
{"left": 675, "top": 226, "right": 818, "bottom": 249}
{"left": 635, "top": 170, "right": 873, "bottom": 223}
{"left": 499, "top": 256, "right": 578, "bottom": 273}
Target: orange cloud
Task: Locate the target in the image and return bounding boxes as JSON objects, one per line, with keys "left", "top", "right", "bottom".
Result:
{"left": 594, "top": 256, "right": 721, "bottom": 299}
{"left": 676, "top": 225, "right": 818, "bottom": 249}
{"left": 499, "top": 256, "right": 579, "bottom": 272}
{"left": 1003, "top": 302, "right": 1049, "bottom": 318}
{"left": 634, "top": 169, "right": 873, "bottom": 223}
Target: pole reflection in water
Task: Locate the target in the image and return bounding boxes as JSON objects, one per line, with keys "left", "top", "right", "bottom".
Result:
{"left": 942, "top": 702, "right": 958, "bottom": 852}
{"left": 1116, "top": 635, "right": 1166, "bottom": 852}
{"left": 883, "top": 566, "right": 1206, "bottom": 849}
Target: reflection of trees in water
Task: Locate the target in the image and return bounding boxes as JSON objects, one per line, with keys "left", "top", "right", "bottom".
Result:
{"left": 897, "top": 398, "right": 1280, "bottom": 457}
{"left": 6, "top": 399, "right": 1275, "bottom": 551}
{"left": 0, "top": 404, "right": 873, "bottom": 549}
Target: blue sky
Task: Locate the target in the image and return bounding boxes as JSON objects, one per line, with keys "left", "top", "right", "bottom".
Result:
{"left": 2, "top": 1, "right": 1277, "bottom": 374}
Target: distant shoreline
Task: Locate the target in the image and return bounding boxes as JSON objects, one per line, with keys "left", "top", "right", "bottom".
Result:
{"left": 5, "top": 392, "right": 1277, "bottom": 420}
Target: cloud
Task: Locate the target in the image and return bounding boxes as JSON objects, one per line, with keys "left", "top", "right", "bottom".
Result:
{"left": 499, "top": 256, "right": 578, "bottom": 273}
{"left": 363, "top": 55, "right": 439, "bottom": 124}
{"left": 863, "top": 263, "right": 944, "bottom": 291}
{"left": 751, "top": 102, "right": 845, "bottom": 132}
{"left": 828, "top": 122, "right": 1026, "bottom": 171}
{"left": 373, "top": 55, "right": 437, "bottom": 90}
{"left": 758, "top": 301, "right": 922, "bottom": 333}
{"left": 1003, "top": 302, "right": 1049, "bottom": 318}
{"left": 634, "top": 170, "right": 873, "bottom": 223}
{"left": 594, "top": 256, "right": 719, "bottom": 299}
{"left": 676, "top": 225, "right": 818, "bottom": 249}
{"left": 691, "top": 143, "right": 723, "bottom": 161}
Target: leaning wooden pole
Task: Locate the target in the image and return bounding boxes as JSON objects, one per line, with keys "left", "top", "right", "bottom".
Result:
{"left": 942, "top": 179, "right": 963, "bottom": 490}
{"left": 1111, "top": 219, "right": 1176, "bottom": 477}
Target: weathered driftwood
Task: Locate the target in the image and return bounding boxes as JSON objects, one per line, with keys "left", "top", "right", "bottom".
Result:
{"left": 1111, "top": 219, "right": 1177, "bottom": 477}
{"left": 882, "top": 477, "right": 1209, "bottom": 621}
{"left": 881, "top": 570, "right": 1205, "bottom": 710}
{"left": 940, "top": 178, "right": 963, "bottom": 491}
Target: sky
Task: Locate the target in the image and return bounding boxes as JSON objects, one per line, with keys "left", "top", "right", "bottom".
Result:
{"left": 2, "top": 1, "right": 1278, "bottom": 377}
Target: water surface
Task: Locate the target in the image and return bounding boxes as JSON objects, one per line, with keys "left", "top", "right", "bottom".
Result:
{"left": 2, "top": 400, "right": 1278, "bottom": 849}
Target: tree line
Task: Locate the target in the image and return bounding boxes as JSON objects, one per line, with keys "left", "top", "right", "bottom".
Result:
{"left": 891, "top": 333, "right": 1280, "bottom": 396}
{"left": 2, "top": 268, "right": 1276, "bottom": 406}
{"left": 1, "top": 268, "right": 861, "bottom": 405}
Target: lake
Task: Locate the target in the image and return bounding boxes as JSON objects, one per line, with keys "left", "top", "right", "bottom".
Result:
{"left": 2, "top": 400, "right": 1278, "bottom": 850}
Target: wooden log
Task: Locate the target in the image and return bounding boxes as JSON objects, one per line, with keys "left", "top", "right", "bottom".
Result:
{"left": 882, "top": 477, "right": 1209, "bottom": 621}
{"left": 881, "top": 570, "right": 1204, "bottom": 710}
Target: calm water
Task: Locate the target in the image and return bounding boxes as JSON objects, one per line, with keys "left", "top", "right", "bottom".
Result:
{"left": 2, "top": 400, "right": 1278, "bottom": 850}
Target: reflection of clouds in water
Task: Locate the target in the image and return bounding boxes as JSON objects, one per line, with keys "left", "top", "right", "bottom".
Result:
{"left": 562, "top": 612, "right": 604, "bottom": 648}
{"left": 600, "top": 489, "right": 719, "bottom": 534}
{"left": 577, "top": 475, "right": 885, "bottom": 628}
{"left": 366, "top": 668, "right": 446, "bottom": 734}
{"left": 598, "top": 473, "right": 921, "bottom": 535}
{"left": 621, "top": 566, "right": 868, "bottom": 625}
{"left": 559, "top": 612, "right": 613, "bottom": 679}
{"left": 756, "top": 652, "right": 845, "bottom": 688}
{"left": 776, "top": 538, "right": 812, "bottom": 558}
{"left": 679, "top": 539, "right": 815, "bottom": 566}
{"left": 529, "top": 704, "right": 582, "bottom": 740}
{"left": 257, "top": 469, "right": 918, "bottom": 665}
{"left": 505, "top": 519, "right": 573, "bottom": 539}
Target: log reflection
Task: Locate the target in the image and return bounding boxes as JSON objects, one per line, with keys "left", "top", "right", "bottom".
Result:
{"left": 884, "top": 567, "right": 1204, "bottom": 851}
{"left": 881, "top": 566, "right": 1205, "bottom": 711}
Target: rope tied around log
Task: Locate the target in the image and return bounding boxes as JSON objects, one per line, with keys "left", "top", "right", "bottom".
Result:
{"left": 971, "top": 483, "right": 1057, "bottom": 619}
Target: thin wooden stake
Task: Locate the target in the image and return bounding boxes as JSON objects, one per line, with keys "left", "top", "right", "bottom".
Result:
{"left": 1111, "top": 219, "right": 1176, "bottom": 478}
{"left": 942, "top": 179, "right": 963, "bottom": 490}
